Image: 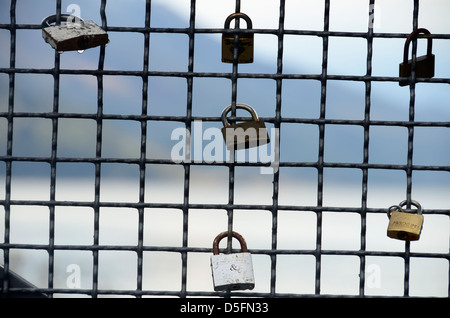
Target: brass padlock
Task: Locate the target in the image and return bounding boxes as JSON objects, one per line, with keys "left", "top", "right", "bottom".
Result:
{"left": 387, "top": 200, "right": 424, "bottom": 241}
{"left": 210, "top": 231, "right": 255, "bottom": 291}
{"left": 221, "top": 104, "right": 270, "bottom": 150}
{"left": 399, "top": 28, "right": 435, "bottom": 86}
{"left": 41, "top": 14, "right": 109, "bottom": 52}
{"left": 222, "top": 13, "right": 254, "bottom": 63}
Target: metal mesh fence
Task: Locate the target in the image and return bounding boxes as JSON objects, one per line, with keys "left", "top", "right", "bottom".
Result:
{"left": 0, "top": 0, "right": 449, "bottom": 298}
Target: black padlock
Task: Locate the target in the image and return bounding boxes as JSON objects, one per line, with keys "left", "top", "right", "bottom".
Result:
{"left": 399, "top": 28, "right": 435, "bottom": 86}
{"left": 222, "top": 13, "right": 254, "bottom": 64}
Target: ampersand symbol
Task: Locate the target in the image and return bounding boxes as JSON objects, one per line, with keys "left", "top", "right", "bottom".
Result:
{"left": 230, "top": 264, "right": 241, "bottom": 273}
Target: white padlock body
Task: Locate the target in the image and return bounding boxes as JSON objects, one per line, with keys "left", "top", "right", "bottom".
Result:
{"left": 210, "top": 252, "right": 255, "bottom": 291}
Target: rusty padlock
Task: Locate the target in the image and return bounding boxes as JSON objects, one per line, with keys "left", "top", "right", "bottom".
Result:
{"left": 210, "top": 231, "right": 255, "bottom": 291}
{"left": 41, "top": 14, "right": 109, "bottom": 52}
{"left": 221, "top": 104, "right": 270, "bottom": 150}
{"left": 387, "top": 200, "right": 424, "bottom": 241}
{"left": 399, "top": 28, "right": 435, "bottom": 86}
{"left": 222, "top": 13, "right": 254, "bottom": 63}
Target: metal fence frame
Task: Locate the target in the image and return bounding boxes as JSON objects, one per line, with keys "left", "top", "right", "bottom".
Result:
{"left": 1, "top": 0, "right": 449, "bottom": 298}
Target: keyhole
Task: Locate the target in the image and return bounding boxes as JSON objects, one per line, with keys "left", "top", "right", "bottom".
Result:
{"left": 397, "top": 231, "right": 409, "bottom": 240}
{"left": 229, "top": 45, "right": 245, "bottom": 57}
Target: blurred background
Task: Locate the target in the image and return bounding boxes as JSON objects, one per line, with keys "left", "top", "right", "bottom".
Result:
{"left": 0, "top": 0, "right": 449, "bottom": 297}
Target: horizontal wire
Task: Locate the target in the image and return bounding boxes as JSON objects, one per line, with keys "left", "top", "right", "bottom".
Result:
{"left": 1, "top": 154, "right": 450, "bottom": 171}
{"left": 2, "top": 112, "right": 450, "bottom": 128}
{"left": 2, "top": 23, "right": 450, "bottom": 40}
{"left": 2, "top": 286, "right": 430, "bottom": 298}
{"left": 2, "top": 243, "right": 449, "bottom": 259}
{"left": 1, "top": 68, "right": 450, "bottom": 85}
{"left": 1, "top": 199, "right": 449, "bottom": 216}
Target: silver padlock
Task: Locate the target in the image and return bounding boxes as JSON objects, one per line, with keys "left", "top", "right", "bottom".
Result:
{"left": 41, "top": 14, "right": 109, "bottom": 52}
{"left": 210, "top": 231, "right": 255, "bottom": 291}
{"left": 221, "top": 104, "right": 270, "bottom": 150}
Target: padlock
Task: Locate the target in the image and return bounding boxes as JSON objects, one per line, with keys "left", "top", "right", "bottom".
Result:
{"left": 399, "top": 28, "right": 435, "bottom": 86}
{"left": 221, "top": 104, "right": 270, "bottom": 150}
{"left": 41, "top": 14, "right": 109, "bottom": 52}
{"left": 387, "top": 200, "right": 424, "bottom": 241}
{"left": 222, "top": 13, "right": 254, "bottom": 63}
{"left": 210, "top": 231, "right": 255, "bottom": 291}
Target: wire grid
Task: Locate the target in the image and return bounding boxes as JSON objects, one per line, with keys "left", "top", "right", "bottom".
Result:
{"left": 0, "top": 0, "right": 450, "bottom": 298}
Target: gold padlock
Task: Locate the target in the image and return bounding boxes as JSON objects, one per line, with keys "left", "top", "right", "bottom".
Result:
{"left": 41, "top": 14, "right": 109, "bottom": 52}
{"left": 399, "top": 28, "right": 435, "bottom": 86}
{"left": 387, "top": 200, "right": 424, "bottom": 241}
{"left": 222, "top": 13, "right": 254, "bottom": 64}
{"left": 221, "top": 104, "right": 269, "bottom": 150}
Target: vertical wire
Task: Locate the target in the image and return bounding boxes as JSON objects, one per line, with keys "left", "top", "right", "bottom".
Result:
{"left": 92, "top": 0, "right": 108, "bottom": 298}
{"left": 180, "top": 0, "right": 196, "bottom": 298}
{"left": 269, "top": 0, "right": 285, "bottom": 297}
{"left": 47, "top": 0, "right": 62, "bottom": 298}
{"left": 360, "top": 0, "right": 375, "bottom": 297}
{"left": 2, "top": 0, "right": 17, "bottom": 296}
{"left": 403, "top": 0, "right": 420, "bottom": 297}
{"left": 136, "top": 0, "right": 152, "bottom": 298}
{"left": 315, "top": 0, "right": 330, "bottom": 295}
{"left": 226, "top": 0, "right": 242, "bottom": 254}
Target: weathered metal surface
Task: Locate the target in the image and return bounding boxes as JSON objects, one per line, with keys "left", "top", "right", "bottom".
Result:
{"left": 42, "top": 20, "right": 109, "bottom": 52}
{"left": 210, "top": 252, "right": 255, "bottom": 291}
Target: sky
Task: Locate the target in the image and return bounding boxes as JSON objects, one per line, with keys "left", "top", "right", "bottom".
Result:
{"left": 0, "top": 0, "right": 449, "bottom": 297}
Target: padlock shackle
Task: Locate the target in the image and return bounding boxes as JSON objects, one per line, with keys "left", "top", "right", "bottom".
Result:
{"left": 398, "top": 200, "right": 422, "bottom": 215}
{"left": 212, "top": 231, "right": 248, "bottom": 255}
{"left": 403, "top": 28, "right": 433, "bottom": 64}
{"left": 387, "top": 200, "right": 422, "bottom": 218}
{"left": 221, "top": 104, "right": 259, "bottom": 127}
{"left": 224, "top": 13, "right": 253, "bottom": 30}
{"left": 387, "top": 205, "right": 403, "bottom": 219}
{"left": 41, "top": 14, "right": 84, "bottom": 28}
